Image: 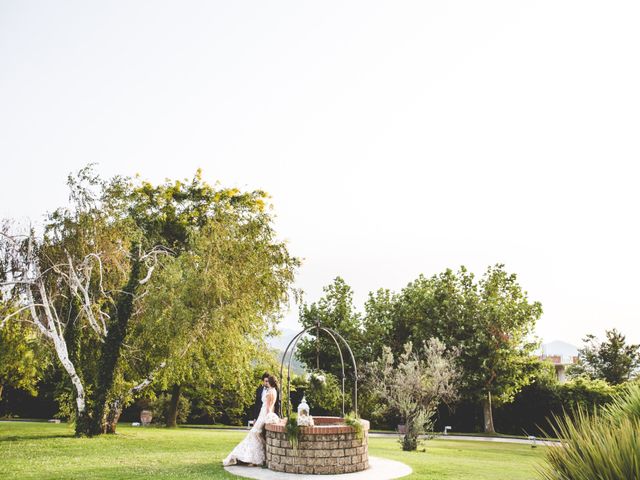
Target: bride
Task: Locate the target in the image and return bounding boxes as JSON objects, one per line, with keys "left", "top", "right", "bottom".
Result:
{"left": 223, "top": 375, "right": 279, "bottom": 466}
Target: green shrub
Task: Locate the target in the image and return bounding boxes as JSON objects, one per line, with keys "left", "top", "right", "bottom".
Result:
{"left": 284, "top": 413, "right": 301, "bottom": 452}
{"left": 305, "top": 370, "right": 344, "bottom": 416}
{"left": 556, "top": 377, "right": 615, "bottom": 411}
{"left": 605, "top": 380, "right": 640, "bottom": 423}
{"left": 539, "top": 383, "right": 640, "bottom": 480}
{"left": 343, "top": 411, "right": 364, "bottom": 440}
{"left": 491, "top": 375, "right": 616, "bottom": 436}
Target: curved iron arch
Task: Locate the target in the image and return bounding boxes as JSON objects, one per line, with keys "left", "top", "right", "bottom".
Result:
{"left": 279, "top": 325, "right": 358, "bottom": 418}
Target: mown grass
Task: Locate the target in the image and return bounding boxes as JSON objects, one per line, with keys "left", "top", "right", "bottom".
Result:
{"left": 1, "top": 421, "right": 546, "bottom": 479}
{"left": 369, "top": 434, "right": 545, "bottom": 480}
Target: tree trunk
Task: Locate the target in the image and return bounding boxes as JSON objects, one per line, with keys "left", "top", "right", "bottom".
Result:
{"left": 86, "top": 246, "right": 142, "bottom": 436}
{"left": 53, "top": 331, "right": 88, "bottom": 436}
{"left": 46, "top": 324, "right": 88, "bottom": 435}
{"left": 482, "top": 392, "right": 496, "bottom": 433}
{"left": 0, "top": 384, "right": 3, "bottom": 402}
{"left": 105, "top": 399, "right": 123, "bottom": 434}
{"left": 166, "top": 384, "right": 181, "bottom": 428}
{"left": 401, "top": 413, "right": 420, "bottom": 451}
{"left": 402, "top": 431, "right": 419, "bottom": 451}
{"left": 64, "top": 294, "right": 92, "bottom": 438}
{"left": 75, "top": 410, "right": 92, "bottom": 437}
{"left": 34, "top": 283, "right": 88, "bottom": 432}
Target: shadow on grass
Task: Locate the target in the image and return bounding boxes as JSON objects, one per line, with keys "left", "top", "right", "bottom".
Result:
{"left": 13, "top": 461, "right": 237, "bottom": 480}
{"left": 178, "top": 425, "right": 248, "bottom": 431}
{"left": 0, "top": 434, "right": 74, "bottom": 442}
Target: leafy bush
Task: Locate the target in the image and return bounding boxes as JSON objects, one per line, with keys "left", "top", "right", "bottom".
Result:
{"left": 305, "top": 370, "right": 344, "bottom": 416}
{"left": 489, "top": 375, "right": 616, "bottom": 436}
{"left": 557, "top": 377, "right": 616, "bottom": 410}
{"left": 435, "top": 368, "right": 622, "bottom": 436}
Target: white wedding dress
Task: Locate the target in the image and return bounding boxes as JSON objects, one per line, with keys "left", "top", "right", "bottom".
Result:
{"left": 223, "top": 387, "right": 279, "bottom": 466}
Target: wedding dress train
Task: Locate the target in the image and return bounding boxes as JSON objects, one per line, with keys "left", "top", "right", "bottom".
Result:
{"left": 222, "top": 388, "right": 278, "bottom": 466}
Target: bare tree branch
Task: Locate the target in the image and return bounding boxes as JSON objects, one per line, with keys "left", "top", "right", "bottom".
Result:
{"left": 129, "top": 361, "right": 167, "bottom": 395}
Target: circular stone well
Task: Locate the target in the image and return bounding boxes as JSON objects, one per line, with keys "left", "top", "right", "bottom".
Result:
{"left": 265, "top": 416, "right": 370, "bottom": 475}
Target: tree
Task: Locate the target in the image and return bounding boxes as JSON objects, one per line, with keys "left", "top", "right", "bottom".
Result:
{"left": 296, "top": 278, "right": 363, "bottom": 397}
{"left": 568, "top": 329, "right": 640, "bottom": 385}
{"left": 361, "top": 288, "right": 397, "bottom": 366}
{"left": 0, "top": 166, "right": 298, "bottom": 436}
{"left": 133, "top": 220, "right": 297, "bottom": 427}
{"left": 303, "top": 371, "right": 344, "bottom": 416}
{"left": 379, "top": 265, "right": 542, "bottom": 433}
{"left": 472, "top": 265, "right": 542, "bottom": 433}
{"left": 0, "top": 213, "right": 158, "bottom": 435}
{"left": 367, "top": 339, "right": 460, "bottom": 451}
{"left": 117, "top": 173, "right": 297, "bottom": 428}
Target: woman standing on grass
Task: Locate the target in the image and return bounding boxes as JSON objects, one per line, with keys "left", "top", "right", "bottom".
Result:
{"left": 222, "top": 375, "right": 279, "bottom": 467}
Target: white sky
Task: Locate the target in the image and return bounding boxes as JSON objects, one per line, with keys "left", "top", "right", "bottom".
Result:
{"left": 1, "top": 1, "right": 639, "bottom": 346}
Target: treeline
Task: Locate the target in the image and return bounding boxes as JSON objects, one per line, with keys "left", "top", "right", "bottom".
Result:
{"left": 293, "top": 276, "right": 640, "bottom": 434}
{"left": 2, "top": 167, "right": 638, "bottom": 437}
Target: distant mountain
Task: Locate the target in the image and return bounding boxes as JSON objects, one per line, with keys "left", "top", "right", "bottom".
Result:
{"left": 540, "top": 340, "right": 579, "bottom": 357}
{"left": 267, "top": 328, "right": 308, "bottom": 375}
{"left": 266, "top": 328, "right": 300, "bottom": 351}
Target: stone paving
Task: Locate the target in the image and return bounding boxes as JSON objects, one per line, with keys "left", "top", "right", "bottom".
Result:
{"left": 223, "top": 455, "right": 412, "bottom": 480}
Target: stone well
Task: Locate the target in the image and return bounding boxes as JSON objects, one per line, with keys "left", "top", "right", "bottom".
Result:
{"left": 265, "top": 416, "right": 370, "bottom": 475}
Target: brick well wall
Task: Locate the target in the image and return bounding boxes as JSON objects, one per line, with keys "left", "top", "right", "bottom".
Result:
{"left": 265, "top": 421, "right": 369, "bottom": 475}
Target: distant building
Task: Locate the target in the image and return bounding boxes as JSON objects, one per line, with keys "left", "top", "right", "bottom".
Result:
{"left": 539, "top": 354, "right": 579, "bottom": 382}
{"left": 539, "top": 341, "right": 579, "bottom": 383}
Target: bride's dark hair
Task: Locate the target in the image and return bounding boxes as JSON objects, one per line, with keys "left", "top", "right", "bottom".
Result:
{"left": 267, "top": 375, "right": 278, "bottom": 389}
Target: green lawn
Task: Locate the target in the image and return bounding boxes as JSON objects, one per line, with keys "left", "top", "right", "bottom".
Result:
{"left": 0, "top": 421, "right": 546, "bottom": 480}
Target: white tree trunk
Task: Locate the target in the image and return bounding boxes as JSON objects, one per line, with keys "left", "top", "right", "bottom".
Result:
{"left": 50, "top": 330, "right": 86, "bottom": 413}
{"left": 22, "top": 259, "right": 88, "bottom": 415}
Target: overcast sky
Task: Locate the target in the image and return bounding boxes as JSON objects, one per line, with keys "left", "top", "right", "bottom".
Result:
{"left": 2, "top": 1, "right": 639, "bottom": 346}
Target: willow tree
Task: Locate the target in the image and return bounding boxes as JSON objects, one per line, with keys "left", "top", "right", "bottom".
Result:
{"left": 126, "top": 216, "right": 298, "bottom": 427}
{"left": 109, "top": 170, "right": 297, "bottom": 429}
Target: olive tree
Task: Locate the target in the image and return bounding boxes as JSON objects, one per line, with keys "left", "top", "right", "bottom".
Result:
{"left": 367, "top": 338, "right": 460, "bottom": 451}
